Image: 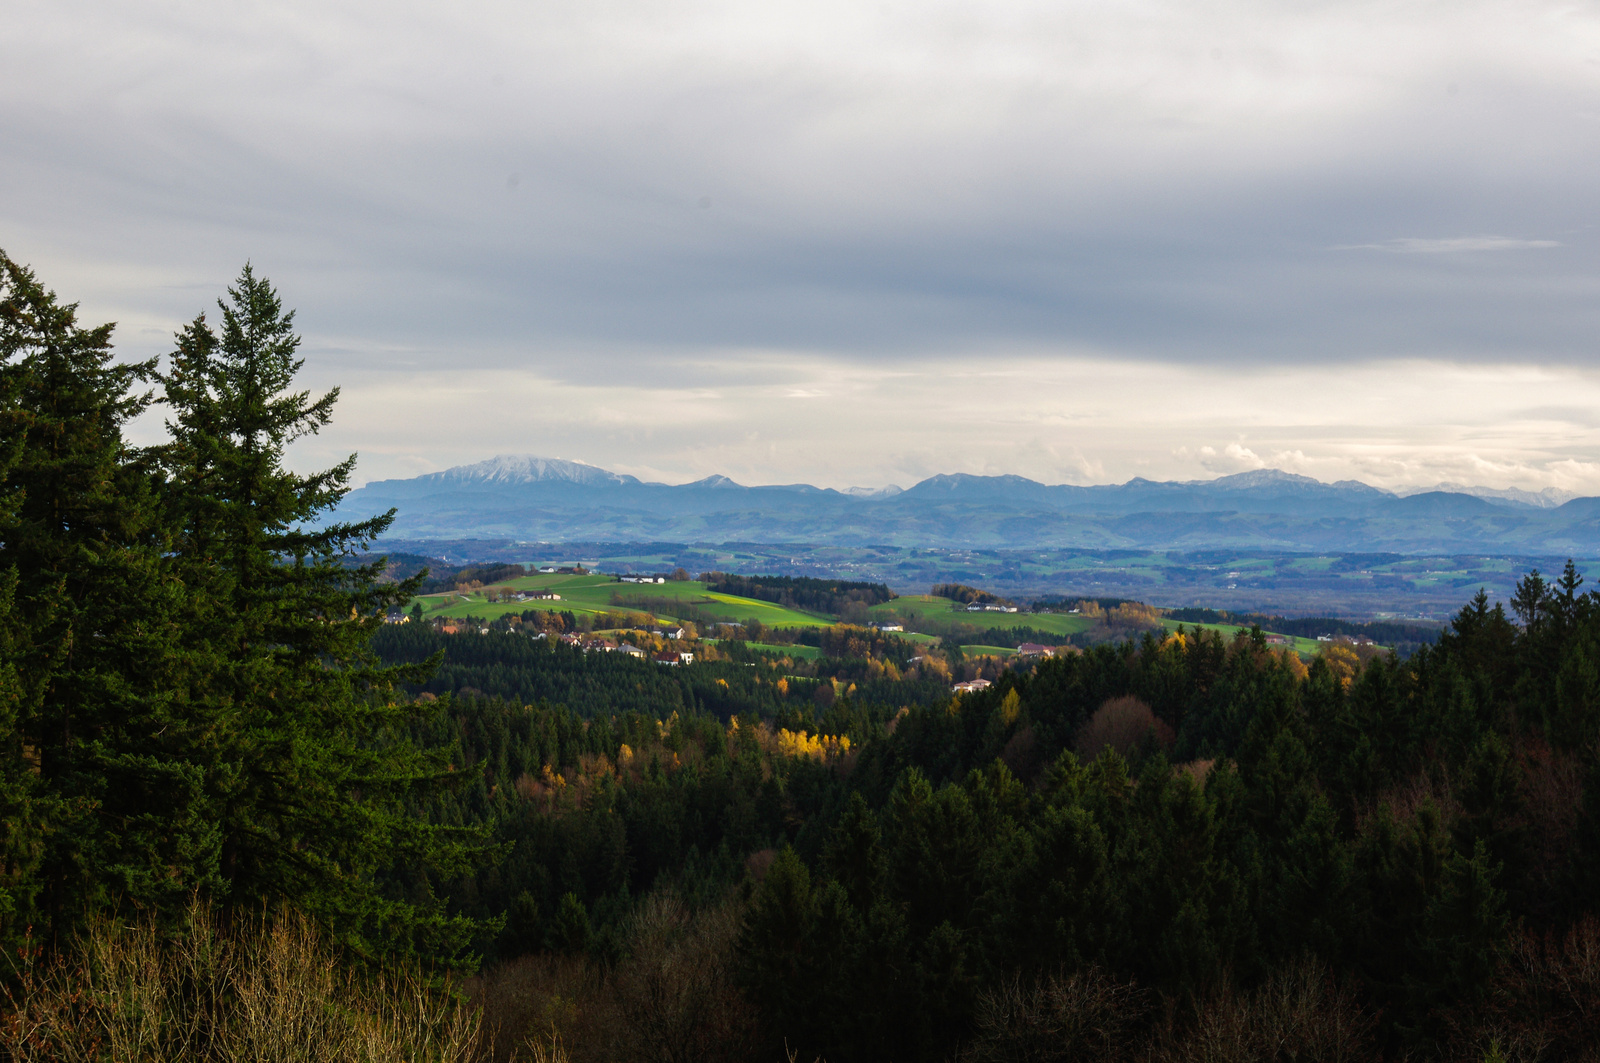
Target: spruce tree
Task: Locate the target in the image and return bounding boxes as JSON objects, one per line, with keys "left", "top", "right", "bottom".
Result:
{"left": 0, "top": 250, "right": 213, "bottom": 944}
{"left": 159, "top": 264, "right": 479, "bottom": 959}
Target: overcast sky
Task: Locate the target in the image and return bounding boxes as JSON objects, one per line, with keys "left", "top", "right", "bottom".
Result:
{"left": 5, "top": 0, "right": 1600, "bottom": 491}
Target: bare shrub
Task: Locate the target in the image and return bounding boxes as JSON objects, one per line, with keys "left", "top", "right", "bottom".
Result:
{"left": 1514, "top": 739, "right": 1585, "bottom": 907}
{"left": 609, "top": 892, "right": 757, "bottom": 1063}
{"left": 1077, "top": 696, "right": 1172, "bottom": 761}
{"left": 745, "top": 848, "right": 779, "bottom": 883}
{"left": 466, "top": 952, "right": 602, "bottom": 1063}
{"left": 1154, "top": 959, "right": 1374, "bottom": 1063}
{"left": 471, "top": 891, "right": 755, "bottom": 1063}
{"left": 0, "top": 904, "right": 486, "bottom": 1063}
{"left": 966, "top": 965, "right": 1147, "bottom": 1063}
{"left": 1444, "top": 916, "right": 1600, "bottom": 1063}
{"left": 1001, "top": 724, "right": 1041, "bottom": 781}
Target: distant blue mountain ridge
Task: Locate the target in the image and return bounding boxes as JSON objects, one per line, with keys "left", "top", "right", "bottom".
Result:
{"left": 335, "top": 455, "right": 1600, "bottom": 554}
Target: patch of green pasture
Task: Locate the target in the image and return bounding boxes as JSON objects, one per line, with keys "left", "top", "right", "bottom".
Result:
{"left": 708, "top": 641, "right": 824, "bottom": 660}
{"left": 868, "top": 596, "right": 1092, "bottom": 636}
{"left": 961, "top": 645, "right": 1016, "bottom": 657}
{"left": 410, "top": 574, "right": 831, "bottom": 628}
{"left": 1162, "top": 619, "right": 1339, "bottom": 657}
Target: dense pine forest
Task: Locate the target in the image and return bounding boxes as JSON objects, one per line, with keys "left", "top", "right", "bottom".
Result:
{"left": 2, "top": 250, "right": 1600, "bottom": 1061}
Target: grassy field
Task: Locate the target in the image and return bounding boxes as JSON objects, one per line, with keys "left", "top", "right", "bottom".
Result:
{"left": 409, "top": 574, "right": 833, "bottom": 628}
{"left": 1161, "top": 618, "right": 1323, "bottom": 656}
{"left": 704, "top": 640, "right": 825, "bottom": 660}
{"left": 869, "top": 595, "right": 1094, "bottom": 637}
{"left": 961, "top": 644, "right": 1017, "bottom": 657}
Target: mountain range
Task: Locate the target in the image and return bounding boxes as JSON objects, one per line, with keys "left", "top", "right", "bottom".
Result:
{"left": 335, "top": 455, "right": 1600, "bottom": 555}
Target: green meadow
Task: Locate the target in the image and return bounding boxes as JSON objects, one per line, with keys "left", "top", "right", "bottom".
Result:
{"left": 869, "top": 595, "right": 1094, "bottom": 637}
{"left": 1161, "top": 618, "right": 1323, "bottom": 656}
{"left": 705, "top": 639, "right": 825, "bottom": 660}
{"left": 410, "top": 573, "right": 833, "bottom": 628}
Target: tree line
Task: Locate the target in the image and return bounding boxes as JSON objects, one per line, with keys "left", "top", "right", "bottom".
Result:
{"left": 702, "top": 573, "right": 895, "bottom": 614}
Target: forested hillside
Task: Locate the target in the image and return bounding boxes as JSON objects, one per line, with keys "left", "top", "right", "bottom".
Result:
{"left": 394, "top": 569, "right": 1600, "bottom": 1062}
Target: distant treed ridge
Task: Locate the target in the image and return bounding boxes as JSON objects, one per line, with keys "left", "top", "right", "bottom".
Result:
{"left": 700, "top": 573, "right": 895, "bottom": 614}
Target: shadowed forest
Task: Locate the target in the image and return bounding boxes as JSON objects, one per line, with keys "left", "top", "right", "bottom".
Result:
{"left": 3, "top": 253, "right": 1600, "bottom": 1062}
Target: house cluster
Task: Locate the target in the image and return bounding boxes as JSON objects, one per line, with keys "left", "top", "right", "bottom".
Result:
{"left": 965, "top": 603, "right": 1019, "bottom": 613}
{"left": 531, "top": 632, "right": 584, "bottom": 645}
{"left": 616, "top": 574, "right": 667, "bottom": 584}
{"left": 1014, "top": 643, "right": 1055, "bottom": 658}
{"left": 1315, "top": 634, "right": 1376, "bottom": 647}
{"left": 869, "top": 622, "right": 904, "bottom": 632}
{"left": 952, "top": 678, "right": 992, "bottom": 694}
{"left": 501, "top": 588, "right": 561, "bottom": 602}
{"left": 579, "top": 637, "right": 646, "bottom": 657}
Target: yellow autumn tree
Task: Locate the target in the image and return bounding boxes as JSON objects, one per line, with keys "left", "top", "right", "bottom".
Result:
{"left": 1321, "top": 643, "right": 1361, "bottom": 687}
{"left": 776, "top": 728, "right": 852, "bottom": 762}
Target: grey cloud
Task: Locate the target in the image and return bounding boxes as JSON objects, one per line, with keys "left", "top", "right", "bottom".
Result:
{"left": 6, "top": 0, "right": 1600, "bottom": 492}
{"left": 1335, "top": 237, "right": 1563, "bottom": 253}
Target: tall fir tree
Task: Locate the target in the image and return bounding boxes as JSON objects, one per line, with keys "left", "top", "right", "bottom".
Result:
{"left": 0, "top": 250, "right": 213, "bottom": 945}
{"left": 159, "top": 264, "right": 481, "bottom": 959}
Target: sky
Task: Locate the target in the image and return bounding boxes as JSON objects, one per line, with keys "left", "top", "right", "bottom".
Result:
{"left": 5, "top": 0, "right": 1600, "bottom": 493}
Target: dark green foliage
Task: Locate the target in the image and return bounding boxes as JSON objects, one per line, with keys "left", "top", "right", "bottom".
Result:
{"left": 700, "top": 573, "right": 894, "bottom": 613}
{"left": 415, "top": 561, "right": 526, "bottom": 593}
{"left": 1167, "top": 608, "right": 1443, "bottom": 651}
{"left": 931, "top": 582, "right": 1008, "bottom": 605}
{"left": 0, "top": 254, "right": 489, "bottom": 963}
{"left": 0, "top": 250, "right": 209, "bottom": 944}
{"left": 369, "top": 624, "right": 951, "bottom": 726}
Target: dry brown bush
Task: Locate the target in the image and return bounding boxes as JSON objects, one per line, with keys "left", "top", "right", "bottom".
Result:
{"left": 609, "top": 893, "right": 756, "bottom": 1063}
{"left": 967, "top": 961, "right": 1371, "bottom": 1063}
{"left": 1153, "top": 959, "right": 1374, "bottom": 1063}
{"left": 1176, "top": 759, "right": 1217, "bottom": 787}
{"left": 468, "top": 951, "right": 606, "bottom": 1063}
{"left": 1441, "top": 916, "right": 1600, "bottom": 1063}
{"left": 1077, "top": 696, "right": 1173, "bottom": 761}
{"left": 472, "top": 891, "right": 754, "bottom": 1063}
{"left": 1000, "top": 723, "right": 1042, "bottom": 781}
{"left": 966, "top": 965, "right": 1148, "bottom": 1062}
{"left": 0, "top": 904, "right": 489, "bottom": 1063}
